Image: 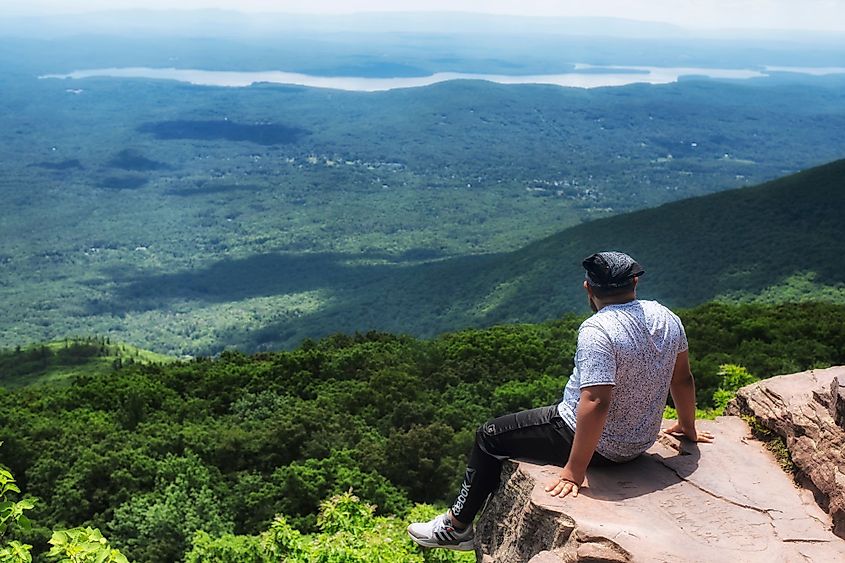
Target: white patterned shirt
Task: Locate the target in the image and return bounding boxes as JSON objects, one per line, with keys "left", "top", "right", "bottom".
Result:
{"left": 557, "top": 300, "right": 688, "bottom": 461}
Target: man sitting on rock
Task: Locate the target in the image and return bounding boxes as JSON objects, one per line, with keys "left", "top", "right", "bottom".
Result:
{"left": 408, "top": 251, "right": 714, "bottom": 551}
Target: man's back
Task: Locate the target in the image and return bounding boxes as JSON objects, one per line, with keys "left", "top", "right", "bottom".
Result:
{"left": 558, "top": 299, "right": 688, "bottom": 461}
{"left": 408, "top": 251, "right": 711, "bottom": 551}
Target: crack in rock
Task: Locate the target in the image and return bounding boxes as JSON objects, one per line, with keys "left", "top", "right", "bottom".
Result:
{"left": 654, "top": 454, "right": 775, "bottom": 516}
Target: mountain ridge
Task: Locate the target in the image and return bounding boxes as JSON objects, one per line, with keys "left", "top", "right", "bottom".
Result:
{"left": 249, "top": 158, "right": 845, "bottom": 349}
{"left": 480, "top": 156, "right": 845, "bottom": 311}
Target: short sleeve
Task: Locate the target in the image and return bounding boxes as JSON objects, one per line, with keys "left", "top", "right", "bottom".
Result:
{"left": 575, "top": 324, "right": 617, "bottom": 388}
{"left": 675, "top": 314, "right": 689, "bottom": 353}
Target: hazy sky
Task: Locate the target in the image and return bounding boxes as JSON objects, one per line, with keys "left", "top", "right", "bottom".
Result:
{"left": 5, "top": 0, "right": 845, "bottom": 32}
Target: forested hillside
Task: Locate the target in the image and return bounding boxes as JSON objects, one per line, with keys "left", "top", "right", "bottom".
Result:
{"left": 445, "top": 156, "right": 845, "bottom": 318}
{"left": 238, "top": 158, "right": 845, "bottom": 350}
{"left": 2, "top": 301, "right": 843, "bottom": 561}
{"left": 0, "top": 337, "right": 173, "bottom": 388}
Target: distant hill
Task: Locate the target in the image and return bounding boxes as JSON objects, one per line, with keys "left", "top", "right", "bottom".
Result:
{"left": 249, "top": 158, "right": 845, "bottom": 349}
{"left": 0, "top": 337, "right": 174, "bottom": 388}
{"left": 467, "top": 156, "right": 845, "bottom": 315}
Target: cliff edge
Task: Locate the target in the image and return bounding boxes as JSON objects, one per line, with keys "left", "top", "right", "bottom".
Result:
{"left": 474, "top": 366, "right": 845, "bottom": 562}
{"left": 727, "top": 365, "right": 845, "bottom": 539}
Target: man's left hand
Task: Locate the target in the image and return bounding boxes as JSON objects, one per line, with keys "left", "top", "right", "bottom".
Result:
{"left": 545, "top": 466, "right": 583, "bottom": 498}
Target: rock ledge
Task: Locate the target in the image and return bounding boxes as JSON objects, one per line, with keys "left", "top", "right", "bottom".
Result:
{"left": 726, "top": 365, "right": 845, "bottom": 539}
{"left": 475, "top": 414, "right": 845, "bottom": 562}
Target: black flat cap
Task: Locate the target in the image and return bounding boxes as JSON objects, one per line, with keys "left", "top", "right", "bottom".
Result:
{"left": 583, "top": 251, "right": 645, "bottom": 288}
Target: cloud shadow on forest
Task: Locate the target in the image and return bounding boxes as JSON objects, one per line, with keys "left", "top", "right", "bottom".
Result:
{"left": 93, "top": 249, "right": 501, "bottom": 313}
{"left": 29, "top": 159, "right": 85, "bottom": 170}
{"left": 86, "top": 247, "right": 516, "bottom": 352}
{"left": 138, "top": 120, "right": 309, "bottom": 145}
{"left": 107, "top": 149, "right": 171, "bottom": 171}
{"left": 98, "top": 175, "right": 149, "bottom": 190}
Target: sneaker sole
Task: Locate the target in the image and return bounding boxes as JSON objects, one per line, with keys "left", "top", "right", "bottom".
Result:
{"left": 407, "top": 532, "right": 474, "bottom": 551}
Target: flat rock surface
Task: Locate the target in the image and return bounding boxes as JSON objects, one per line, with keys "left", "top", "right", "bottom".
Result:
{"left": 477, "top": 416, "right": 845, "bottom": 562}
{"left": 727, "top": 365, "right": 845, "bottom": 539}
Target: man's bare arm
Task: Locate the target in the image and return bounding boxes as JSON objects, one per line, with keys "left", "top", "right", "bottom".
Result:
{"left": 665, "top": 350, "right": 713, "bottom": 443}
{"left": 546, "top": 384, "right": 612, "bottom": 497}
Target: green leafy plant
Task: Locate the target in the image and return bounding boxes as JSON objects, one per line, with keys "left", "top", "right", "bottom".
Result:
{"left": 0, "top": 541, "right": 33, "bottom": 563}
{"left": 47, "top": 528, "right": 128, "bottom": 563}
{"left": 261, "top": 516, "right": 307, "bottom": 562}
{"left": 1, "top": 442, "right": 34, "bottom": 563}
{"left": 665, "top": 363, "right": 758, "bottom": 420}
{"left": 711, "top": 364, "right": 758, "bottom": 413}
{"left": 0, "top": 471, "right": 33, "bottom": 540}
{"left": 185, "top": 492, "right": 473, "bottom": 563}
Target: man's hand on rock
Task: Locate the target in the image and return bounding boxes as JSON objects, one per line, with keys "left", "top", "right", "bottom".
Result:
{"left": 545, "top": 466, "right": 583, "bottom": 498}
{"left": 663, "top": 422, "right": 715, "bottom": 443}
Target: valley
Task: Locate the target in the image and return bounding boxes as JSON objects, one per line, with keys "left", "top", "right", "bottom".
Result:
{"left": 1, "top": 69, "right": 844, "bottom": 354}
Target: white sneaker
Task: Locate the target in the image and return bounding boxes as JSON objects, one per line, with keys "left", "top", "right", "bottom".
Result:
{"left": 407, "top": 512, "right": 474, "bottom": 551}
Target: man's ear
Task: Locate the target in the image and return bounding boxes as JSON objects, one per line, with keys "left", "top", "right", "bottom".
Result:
{"left": 632, "top": 277, "right": 639, "bottom": 289}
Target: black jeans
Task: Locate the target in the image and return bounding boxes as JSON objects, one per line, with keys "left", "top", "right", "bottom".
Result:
{"left": 450, "top": 404, "right": 616, "bottom": 524}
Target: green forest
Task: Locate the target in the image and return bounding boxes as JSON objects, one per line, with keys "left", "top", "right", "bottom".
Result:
{"left": 2, "top": 301, "right": 844, "bottom": 562}
{"left": 2, "top": 67, "right": 845, "bottom": 355}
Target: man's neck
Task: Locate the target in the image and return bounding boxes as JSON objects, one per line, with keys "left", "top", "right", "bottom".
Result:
{"left": 594, "top": 294, "right": 637, "bottom": 311}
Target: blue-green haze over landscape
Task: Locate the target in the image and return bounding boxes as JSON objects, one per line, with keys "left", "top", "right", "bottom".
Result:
{"left": 1, "top": 11, "right": 844, "bottom": 354}
{"left": 1, "top": 7, "right": 844, "bottom": 562}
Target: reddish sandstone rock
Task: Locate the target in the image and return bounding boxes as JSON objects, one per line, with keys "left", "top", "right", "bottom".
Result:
{"left": 475, "top": 416, "right": 845, "bottom": 562}
{"left": 727, "top": 365, "right": 845, "bottom": 539}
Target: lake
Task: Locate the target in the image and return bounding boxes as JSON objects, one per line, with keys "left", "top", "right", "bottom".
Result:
{"left": 42, "top": 64, "right": 845, "bottom": 92}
